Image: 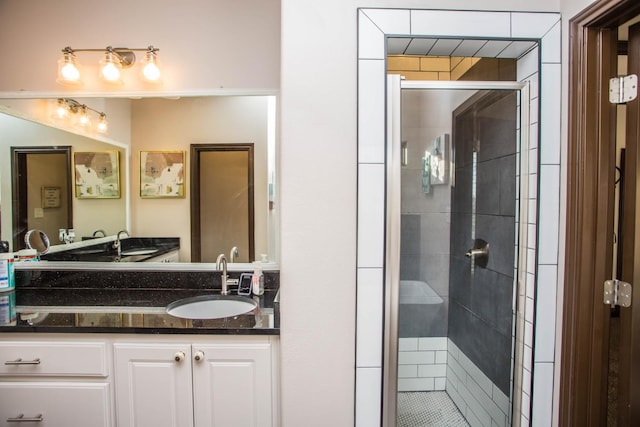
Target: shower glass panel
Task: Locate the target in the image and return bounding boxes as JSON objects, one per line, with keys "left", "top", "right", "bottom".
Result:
{"left": 395, "top": 87, "right": 520, "bottom": 427}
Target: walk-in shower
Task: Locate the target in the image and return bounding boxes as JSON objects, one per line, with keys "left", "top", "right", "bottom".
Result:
{"left": 385, "top": 78, "right": 531, "bottom": 427}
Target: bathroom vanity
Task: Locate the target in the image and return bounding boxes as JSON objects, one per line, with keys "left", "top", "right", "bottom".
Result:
{"left": 0, "top": 264, "right": 280, "bottom": 427}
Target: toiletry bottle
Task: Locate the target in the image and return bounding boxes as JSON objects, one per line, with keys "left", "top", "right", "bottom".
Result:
{"left": 252, "top": 261, "right": 264, "bottom": 296}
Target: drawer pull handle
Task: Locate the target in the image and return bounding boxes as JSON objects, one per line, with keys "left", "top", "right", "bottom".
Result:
{"left": 7, "top": 414, "right": 44, "bottom": 422}
{"left": 4, "top": 358, "right": 41, "bottom": 365}
{"left": 173, "top": 351, "right": 186, "bottom": 362}
{"left": 194, "top": 350, "right": 205, "bottom": 362}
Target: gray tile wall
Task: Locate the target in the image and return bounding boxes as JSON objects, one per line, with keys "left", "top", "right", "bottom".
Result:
{"left": 448, "top": 91, "right": 517, "bottom": 396}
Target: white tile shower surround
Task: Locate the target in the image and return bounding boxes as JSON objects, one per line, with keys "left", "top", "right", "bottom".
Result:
{"left": 355, "top": 8, "right": 561, "bottom": 427}
{"left": 397, "top": 337, "right": 510, "bottom": 426}
{"left": 447, "top": 339, "right": 511, "bottom": 427}
{"left": 398, "top": 337, "right": 448, "bottom": 392}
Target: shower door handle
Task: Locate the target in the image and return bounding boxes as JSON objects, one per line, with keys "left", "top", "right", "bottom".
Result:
{"left": 465, "top": 239, "right": 489, "bottom": 268}
{"left": 465, "top": 247, "right": 489, "bottom": 257}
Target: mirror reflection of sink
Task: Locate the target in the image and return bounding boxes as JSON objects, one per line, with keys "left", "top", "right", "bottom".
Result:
{"left": 70, "top": 248, "right": 107, "bottom": 256}
{"left": 120, "top": 248, "right": 159, "bottom": 256}
{"left": 166, "top": 295, "right": 257, "bottom": 320}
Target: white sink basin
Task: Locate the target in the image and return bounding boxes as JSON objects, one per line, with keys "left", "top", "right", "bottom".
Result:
{"left": 166, "top": 295, "right": 257, "bottom": 320}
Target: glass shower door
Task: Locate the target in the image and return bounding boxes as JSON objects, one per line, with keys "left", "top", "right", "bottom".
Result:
{"left": 388, "top": 80, "right": 526, "bottom": 427}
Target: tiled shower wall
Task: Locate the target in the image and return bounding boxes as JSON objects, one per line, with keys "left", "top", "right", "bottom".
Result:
{"left": 398, "top": 337, "right": 448, "bottom": 392}
{"left": 448, "top": 90, "right": 518, "bottom": 397}
{"left": 356, "top": 9, "right": 561, "bottom": 427}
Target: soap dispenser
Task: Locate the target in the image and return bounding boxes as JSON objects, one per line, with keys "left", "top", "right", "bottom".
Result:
{"left": 251, "top": 261, "right": 264, "bottom": 296}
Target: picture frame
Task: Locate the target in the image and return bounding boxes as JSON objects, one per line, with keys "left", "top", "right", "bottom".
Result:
{"left": 140, "top": 150, "right": 185, "bottom": 198}
{"left": 74, "top": 151, "right": 120, "bottom": 198}
{"left": 41, "top": 186, "right": 61, "bottom": 208}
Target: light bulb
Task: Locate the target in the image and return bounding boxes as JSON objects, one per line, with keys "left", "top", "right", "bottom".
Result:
{"left": 56, "top": 100, "right": 69, "bottom": 119}
{"left": 57, "top": 51, "right": 81, "bottom": 84}
{"left": 99, "top": 51, "right": 122, "bottom": 83}
{"left": 77, "top": 107, "right": 91, "bottom": 128}
{"left": 97, "top": 114, "right": 108, "bottom": 133}
{"left": 61, "top": 62, "right": 80, "bottom": 81}
{"left": 143, "top": 62, "right": 161, "bottom": 81}
{"left": 141, "top": 49, "right": 161, "bottom": 83}
{"left": 101, "top": 62, "right": 120, "bottom": 82}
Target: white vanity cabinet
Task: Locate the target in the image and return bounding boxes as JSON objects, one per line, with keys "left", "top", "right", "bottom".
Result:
{"left": 113, "top": 336, "right": 278, "bottom": 427}
{"left": 0, "top": 339, "right": 112, "bottom": 427}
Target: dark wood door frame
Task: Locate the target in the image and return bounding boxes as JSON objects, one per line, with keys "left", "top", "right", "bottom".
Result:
{"left": 190, "top": 143, "right": 255, "bottom": 262}
{"left": 10, "top": 146, "right": 73, "bottom": 251}
{"left": 562, "top": 0, "right": 640, "bottom": 425}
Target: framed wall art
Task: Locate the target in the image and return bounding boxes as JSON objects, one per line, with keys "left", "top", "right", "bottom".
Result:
{"left": 74, "top": 151, "right": 120, "bottom": 198}
{"left": 140, "top": 150, "right": 185, "bottom": 198}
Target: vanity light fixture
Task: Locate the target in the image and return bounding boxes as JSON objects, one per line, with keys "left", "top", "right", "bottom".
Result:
{"left": 56, "top": 45, "right": 161, "bottom": 85}
{"left": 55, "top": 98, "right": 108, "bottom": 133}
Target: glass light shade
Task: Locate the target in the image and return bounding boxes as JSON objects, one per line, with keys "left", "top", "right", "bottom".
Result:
{"left": 99, "top": 51, "right": 122, "bottom": 83}
{"left": 55, "top": 100, "right": 69, "bottom": 119}
{"left": 96, "top": 115, "right": 108, "bottom": 133}
{"left": 57, "top": 52, "right": 81, "bottom": 84}
{"left": 76, "top": 107, "right": 91, "bottom": 128}
{"left": 141, "top": 50, "right": 161, "bottom": 83}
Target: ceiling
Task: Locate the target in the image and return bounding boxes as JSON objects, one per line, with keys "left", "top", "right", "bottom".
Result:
{"left": 387, "top": 37, "right": 537, "bottom": 59}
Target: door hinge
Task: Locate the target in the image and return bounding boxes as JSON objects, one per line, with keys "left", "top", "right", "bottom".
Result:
{"left": 609, "top": 74, "right": 638, "bottom": 104}
{"left": 604, "top": 279, "right": 632, "bottom": 308}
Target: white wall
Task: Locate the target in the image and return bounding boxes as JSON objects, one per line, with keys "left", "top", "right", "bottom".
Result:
{"left": 0, "top": 0, "right": 280, "bottom": 93}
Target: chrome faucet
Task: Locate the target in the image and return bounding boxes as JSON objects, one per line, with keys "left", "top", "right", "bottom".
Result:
{"left": 112, "top": 230, "right": 130, "bottom": 257}
{"left": 216, "top": 253, "right": 229, "bottom": 295}
{"left": 230, "top": 246, "right": 239, "bottom": 263}
{"left": 92, "top": 229, "right": 107, "bottom": 238}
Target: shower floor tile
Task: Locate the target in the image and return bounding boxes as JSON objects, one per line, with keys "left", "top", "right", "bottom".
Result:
{"left": 397, "top": 391, "right": 469, "bottom": 427}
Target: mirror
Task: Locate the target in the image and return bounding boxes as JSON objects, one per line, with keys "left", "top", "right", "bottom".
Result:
{"left": 24, "top": 229, "right": 51, "bottom": 254}
{"left": 0, "top": 95, "right": 278, "bottom": 266}
{"left": 1, "top": 107, "right": 128, "bottom": 250}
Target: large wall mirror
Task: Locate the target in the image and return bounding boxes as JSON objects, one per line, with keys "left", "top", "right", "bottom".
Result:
{"left": 0, "top": 95, "right": 278, "bottom": 267}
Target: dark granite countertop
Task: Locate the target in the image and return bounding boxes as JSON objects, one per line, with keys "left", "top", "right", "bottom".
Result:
{"left": 0, "top": 266, "right": 279, "bottom": 335}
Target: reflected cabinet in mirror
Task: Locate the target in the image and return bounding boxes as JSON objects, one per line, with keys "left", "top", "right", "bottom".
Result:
{"left": 0, "top": 95, "right": 279, "bottom": 265}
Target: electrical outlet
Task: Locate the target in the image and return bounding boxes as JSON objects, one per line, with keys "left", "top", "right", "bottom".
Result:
{"left": 34, "top": 208, "right": 44, "bottom": 218}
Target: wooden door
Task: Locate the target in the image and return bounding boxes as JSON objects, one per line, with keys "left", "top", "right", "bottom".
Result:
{"left": 618, "top": 21, "right": 640, "bottom": 425}
{"left": 113, "top": 343, "right": 194, "bottom": 427}
{"left": 190, "top": 144, "right": 255, "bottom": 263}
{"left": 562, "top": 1, "right": 640, "bottom": 425}
{"left": 11, "top": 147, "right": 73, "bottom": 251}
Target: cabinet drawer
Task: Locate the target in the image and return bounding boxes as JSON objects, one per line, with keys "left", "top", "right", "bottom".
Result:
{"left": 0, "top": 382, "right": 111, "bottom": 427}
{"left": 0, "top": 341, "right": 108, "bottom": 377}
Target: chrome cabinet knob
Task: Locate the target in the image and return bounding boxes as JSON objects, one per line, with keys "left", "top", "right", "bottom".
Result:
{"left": 173, "top": 351, "right": 186, "bottom": 362}
{"left": 194, "top": 350, "right": 205, "bottom": 362}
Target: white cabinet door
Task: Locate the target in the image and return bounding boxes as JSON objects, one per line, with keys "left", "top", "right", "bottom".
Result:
{"left": 114, "top": 343, "right": 194, "bottom": 427}
{"left": 193, "top": 342, "right": 273, "bottom": 427}
{"left": 0, "top": 382, "right": 111, "bottom": 427}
